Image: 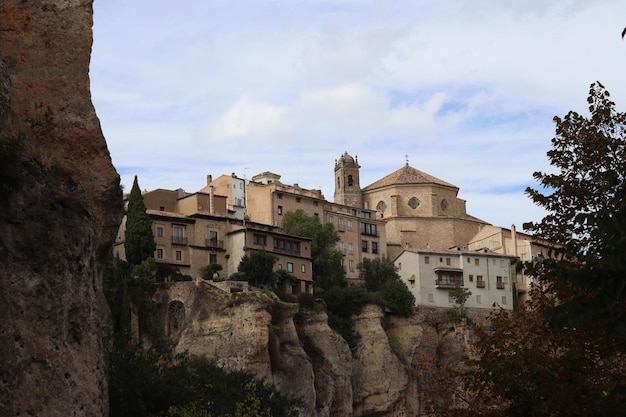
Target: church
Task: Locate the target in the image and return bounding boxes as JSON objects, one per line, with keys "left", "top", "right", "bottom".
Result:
{"left": 333, "top": 151, "right": 489, "bottom": 260}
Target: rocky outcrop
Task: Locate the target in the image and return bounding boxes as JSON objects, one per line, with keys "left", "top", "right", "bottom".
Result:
{"left": 150, "top": 282, "right": 473, "bottom": 417}
{"left": 0, "top": 1, "right": 122, "bottom": 416}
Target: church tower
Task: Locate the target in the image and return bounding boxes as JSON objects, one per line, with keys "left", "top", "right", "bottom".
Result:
{"left": 334, "top": 151, "right": 363, "bottom": 207}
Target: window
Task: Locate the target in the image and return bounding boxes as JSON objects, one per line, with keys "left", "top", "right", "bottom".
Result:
{"left": 313, "top": 201, "right": 318, "bottom": 206}
{"left": 408, "top": 197, "right": 420, "bottom": 209}
{"left": 208, "top": 230, "right": 219, "bottom": 247}
{"left": 372, "top": 241, "right": 378, "bottom": 254}
{"left": 469, "top": 274, "right": 474, "bottom": 282}
{"left": 278, "top": 206, "right": 283, "bottom": 215}
{"left": 360, "top": 222, "right": 377, "bottom": 236}
{"left": 474, "top": 258, "right": 480, "bottom": 266}
{"left": 338, "top": 218, "right": 344, "bottom": 231}
{"left": 339, "top": 241, "right": 345, "bottom": 253}
{"left": 446, "top": 257, "right": 451, "bottom": 265}
{"left": 347, "top": 220, "right": 353, "bottom": 231}
{"left": 428, "top": 293, "right": 434, "bottom": 303}
{"left": 278, "top": 263, "right": 283, "bottom": 270}
{"left": 156, "top": 226, "right": 163, "bottom": 237}
{"left": 398, "top": 262, "right": 402, "bottom": 270}
{"left": 209, "top": 253, "right": 217, "bottom": 264}
{"left": 173, "top": 226, "right": 185, "bottom": 245}
{"left": 477, "top": 275, "right": 485, "bottom": 288}
{"left": 348, "top": 175, "right": 354, "bottom": 186}
{"left": 496, "top": 276, "right": 505, "bottom": 289}
{"left": 349, "top": 260, "right": 354, "bottom": 272}
{"left": 361, "top": 240, "right": 368, "bottom": 252}
{"left": 361, "top": 211, "right": 372, "bottom": 219}
{"left": 467, "top": 258, "right": 470, "bottom": 263}
{"left": 287, "top": 262, "right": 294, "bottom": 273}
{"left": 156, "top": 248, "right": 163, "bottom": 259}
{"left": 328, "top": 216, "right": 334, "bottom": 224}
{"left": 159, "top": 206, "right": 165, "bottom": 211}
{"left": 440, "top": 199, "right": 449, "bottom": 211}
{"left": 448, "top": 295, "right": 454, "bottom": 303}
{"left": 296, "top": 197, "right": 301, "bottom": 203}
{"left": 500, "top": 259, "right": 506, "bottom": 268}
{"left": 274, "top": 238, "right": 300, "bottom": 253}
{"left": 348, "top": 243, "right": 353, "bottom": 255}
{"left": 476, "top": 295, "right": 482, "bottom": 304}
{"left": 301, "top": 264, "right": 306, "bottom": 273}
{"left": 351, "top": 209, "right": 357, "bottom": 216}
{"left": 377, "top": 201, "right": 387, "bottom": 213}
{"left": 502, "top": 296, "right": 507, "bottom": 305}
{"left": 424, "top": 256, "right": 430, "bottom": 264}
{"left": 253, "top": 234, "right": 267, "bottom": 246}
{"left": 277, "top": 193, "right": 283, "bottom": 199}
{"left": 175, "top": 250, "right": 182, "bottom": 261}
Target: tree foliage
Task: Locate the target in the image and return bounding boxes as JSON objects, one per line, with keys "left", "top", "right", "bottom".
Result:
{"left": 109, "top": 348, "right": 301, "bottom": 417}
{"left": 237, "top": 250, "right": 279, "bottom": 288}
{"left": 377, "top": 279, "right": 415, "bottom": 317}
{"left": 358, "top": 256, "right": 399, "bottom": 292}
{"left": 435, "top": 82, "right": 626, "bottom": 416}
{"left": 125, "top": 175, "right": 156, "bottom": 265}
{"left": 281, "top": 209, "right": 345, "bottom": 292}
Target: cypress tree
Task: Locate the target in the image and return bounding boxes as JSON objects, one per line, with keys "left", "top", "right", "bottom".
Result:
{"left": 124, "top": 176, "right": 156, "bottom": 265}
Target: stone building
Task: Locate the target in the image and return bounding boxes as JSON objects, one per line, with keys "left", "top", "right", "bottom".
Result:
{"left": 334, "top": 151, "right": 490, "bottom": 260}
{"left": 114, "top": 187, "right": 313, "bottom": 295}
{"left": 244, "top": 170, "right": 386, "bottom": 282}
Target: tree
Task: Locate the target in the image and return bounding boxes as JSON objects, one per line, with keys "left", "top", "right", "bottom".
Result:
{"left": 437, "top": 82, "right": 626, "bottom": 416}
{"left": 124, "top": 176, "right": 156, "bottom": 265}
{"left": 377, "top": 279, "right": 415, "bottom": 317}
{"left": 357, "top": 256, "right": 399, "bottom": 292}
{"left": 281, "top": 209, "right": 345, "bottom": 292}
{"left": 237, "top": 250, "right": 279, "bottom": 288}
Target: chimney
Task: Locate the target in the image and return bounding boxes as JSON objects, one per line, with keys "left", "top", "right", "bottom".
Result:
{"left": 207, "top": 174, "right": 212, "bottom": 185}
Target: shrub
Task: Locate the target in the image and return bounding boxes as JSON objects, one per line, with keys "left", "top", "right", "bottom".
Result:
{"left": 377, "top": 279, "right": 415, "bottom": 317}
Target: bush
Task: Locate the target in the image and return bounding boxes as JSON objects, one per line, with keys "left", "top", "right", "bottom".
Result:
{"left": 298, "top": 293, "right": 325, "bottom": 312}
{"left": 376, "top": 279, "right": 415, "bottom": 317}
{"left": 322, "top": 285, "right": 370, "bottom": 351}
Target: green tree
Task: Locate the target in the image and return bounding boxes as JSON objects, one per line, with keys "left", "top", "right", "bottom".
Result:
{"left": 437, "top": 82, "right": 626, "bottom": 417}
{"left": 237, "top": 250, "right": 279, "bottom": 288}
{"left": 377, "top": 279, "right": 415, "bottom": 317}
{"left": 124, "top": 175, "right": 156, "bottom": 266}
{"left": 357, "top": 256, "right": 399, "bottom": 292}
{"left": 281, "top": 209, "right": 345, "bottom": 292}
{"left": 323, "top": 285, "right": 370, "bottom": 351}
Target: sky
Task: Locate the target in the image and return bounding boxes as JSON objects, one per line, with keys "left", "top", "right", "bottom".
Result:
{"left": 90, "top": 0, "right": 626, "bottom": 231}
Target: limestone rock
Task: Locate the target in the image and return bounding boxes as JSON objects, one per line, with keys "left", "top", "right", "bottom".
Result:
{"left": 0, "top": 1, "right": 122, "bottom": 416}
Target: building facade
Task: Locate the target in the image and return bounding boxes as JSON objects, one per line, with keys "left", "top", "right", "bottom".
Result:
{"left": 245, "top": 171, "right": 386, "bottom": 282}
{"left": 395, "top": 248, "right": 517, "bottom": 310}
{"left": 114, "top": 187, "right": 313, "bottom": 294}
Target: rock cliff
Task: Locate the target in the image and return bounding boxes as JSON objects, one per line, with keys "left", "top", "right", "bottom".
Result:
{"left": 150, "top": 282, "right": 473, "bottom": 417}
{"left": 0, "top": 1, "right": 122, "bottom": 416}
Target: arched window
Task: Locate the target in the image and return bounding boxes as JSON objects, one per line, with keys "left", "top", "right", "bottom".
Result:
{"left": 348, "top": 175, "right": 354, "bottom": 186}
{"left": 337, "top": 176, "right": 340, "bottom": 187}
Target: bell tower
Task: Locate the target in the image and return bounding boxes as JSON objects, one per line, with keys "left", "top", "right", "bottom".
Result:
{"left": 334, "top": 151, "right": 362, "bottom": 207}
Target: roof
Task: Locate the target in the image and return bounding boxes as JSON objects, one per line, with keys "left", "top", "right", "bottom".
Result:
{"left": 362, "top": 164, "right": 458, "bottom": 191}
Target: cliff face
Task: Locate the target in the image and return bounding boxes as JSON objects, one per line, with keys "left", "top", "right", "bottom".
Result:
{"left": 152, "top": 282, "right": 471, "bottom": 417}
{"left": 0, "top": 1, "right": 122, "bottom": 416}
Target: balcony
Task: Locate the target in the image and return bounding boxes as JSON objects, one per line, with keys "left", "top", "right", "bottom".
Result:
{"left": 172, "top": 236, "right": 188, "bottom": 246}
{"left": 476, "top": 281, "right": 485, "bottom": 288}
{"left": 496, "top": 281, "right": 505, "bottom": 289}
{"left": 435, "top": 276, "right": 464, "bottom": 288}
{"left": 205, "top": 239, "right": 224, "bottom": 249}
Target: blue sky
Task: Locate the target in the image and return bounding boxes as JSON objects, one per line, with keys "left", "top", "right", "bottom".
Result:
{"left": 90, "top": 0, "right": 626, "bottom": 230}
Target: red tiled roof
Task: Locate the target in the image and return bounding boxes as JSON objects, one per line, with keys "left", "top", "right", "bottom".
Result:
{"left": 362, "top": 164, "right": 458, "bottom": 191}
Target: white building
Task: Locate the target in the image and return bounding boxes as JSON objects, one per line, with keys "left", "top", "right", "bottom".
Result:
{"left": 395, "top": 248, "right": 517, "bottom": 310}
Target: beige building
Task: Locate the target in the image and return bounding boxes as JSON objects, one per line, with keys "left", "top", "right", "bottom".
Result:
{"left": 395, "top": 248, "right": 517, "bottom": 310}
{"left": 114, "top": 187, "right": 313, "bottom": 294}
{"left": 334, "top": 152, "right": 490, "bottom": 260}
{"left": 244, "top": 171, "right": 386, "bottom": 282}
{"left": 468, "top": 224, "right": 554, "bottom": 302}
